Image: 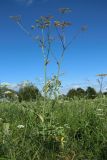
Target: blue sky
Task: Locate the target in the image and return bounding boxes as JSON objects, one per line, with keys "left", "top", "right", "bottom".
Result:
{"left": 0, "top": 0, "right": 107, "bottom": 92}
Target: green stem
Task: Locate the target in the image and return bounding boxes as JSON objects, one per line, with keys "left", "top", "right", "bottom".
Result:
{"left": 41, "top": 29, "right": 47, "bottom": 100}
{"left": 41, "top": 29, "right": 47, "bottom": 141}
{"left": 44, "top": 60, "right": 47, "bottom": 100}
{"left": 56, "top": 49, "right": 65, "bottom": 99}
{"left": 55, "top": 63, "right": 60, "bottom": 100}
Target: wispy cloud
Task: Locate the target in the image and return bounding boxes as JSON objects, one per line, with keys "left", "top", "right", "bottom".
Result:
{"left": 16, "top": 0, "right": 34, "bottom": 6}
{"left": 16, "top": 0, "right": 49, "bottom": 6}
{"left": 42, "top": 0, "right": 48, "bottom": 3}
{"left": 26, "top": 0, "right": 34, "bottom": 5}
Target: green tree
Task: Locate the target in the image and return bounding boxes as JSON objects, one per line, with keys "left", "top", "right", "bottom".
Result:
{"left": 67, "top": 87, "right": 85, "bottom": 99}
{"left": 67, "top": 88, "right": 77, "bottom": 99}
{"left": 0, "top": 84, "right": 17, "bottom": 100}
{"left": 103, "top": 92, "right": 107, "bottom": 96}
{"left": 0, "top": 87, "right": 4, "bottom": 98}
{"left": 58, "top": 94, "right": 67, "bottom": 100}
{"left": 18, "top": 82, "right": 41, "bottom": 102}
{"left": 76, "top": 87, "right": 85, "bottom": 98}
{"left": 85, "top": 87, "right": 97, "bottom": 99}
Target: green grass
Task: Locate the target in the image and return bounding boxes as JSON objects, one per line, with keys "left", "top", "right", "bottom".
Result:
{"left": 0, "top": 98, "right": 107, "bottom": 160}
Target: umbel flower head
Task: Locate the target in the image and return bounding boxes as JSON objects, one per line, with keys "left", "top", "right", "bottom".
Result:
{"left": 81, "top": 25, "right": 88, "bottom": 31}
{"left": 96, "top": 73, "right": 107, "bottom": 77}
{"left": 54, "top": 21, "right": 71, "bottom": 27}
{"left": 4, "top": 91, "right": 12, "bottom": 95}
{"left": 59, "top": 8, "right": 72, "bottom": 14}
{"left": 17, "top": 125, "right": 25, "bottom": 129}
{"left": 35, "top": 15, "right": 53, "bottom": 29}
{"left": 9, "top": 15, "right": 21, "bottom": 23}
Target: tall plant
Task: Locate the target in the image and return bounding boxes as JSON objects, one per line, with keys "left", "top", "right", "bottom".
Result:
{"left": 10, "top": 8, "right": 87, "bottom": 99}
{"left": 96, "top": 73, "right": 107, "bottom": 95}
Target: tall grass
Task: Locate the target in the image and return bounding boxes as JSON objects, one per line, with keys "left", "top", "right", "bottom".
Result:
{"left": 0, "top": 98, "right": 107, "bottom": 159}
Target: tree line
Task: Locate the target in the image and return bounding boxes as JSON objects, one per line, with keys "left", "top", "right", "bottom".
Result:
{"left": 0, "top": 82, "right": 107, "bottom": 102}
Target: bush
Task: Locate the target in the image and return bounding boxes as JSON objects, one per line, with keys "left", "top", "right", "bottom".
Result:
{"left": 0, "top": 86, "right": 18, "bottom": 101}
{"left": 67, "top": 87, "right": 85, "bottom": 99}
{"left": 67, "top": 88, "right": 77, "bottom": 99}
{"left": 85, "top": 86, "right": 97, "bottom": 99}
{"left": 18, "top": 82, "right": 41, "bottom": 102}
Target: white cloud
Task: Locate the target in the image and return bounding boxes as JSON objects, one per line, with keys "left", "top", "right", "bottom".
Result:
{"left": 16, "top": 0, "right": 34, "bottom": 6}
{"left": 60, "top": 82, "right": 88, "bottom": 95}
{"left": 16, "top": 0, "right": 49, "bottom": 5}
{"left": 26, "top": 0, "right": 33, "bottom": 5}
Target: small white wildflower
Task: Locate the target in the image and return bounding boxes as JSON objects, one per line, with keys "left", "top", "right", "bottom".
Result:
{"left": 64, "top": 100, "right": 69, "bottom": 103}
{"left": 14, "top": 94, "right": 18, "bottom": 98}
{"left": 4, "top": 91, "right": 12, "bottom": 94}
{"left": 0, "top": 118, "right": 3, "bottom": 122}
{"left": 17, "top": 125, "right": 25, "bottom": 129}
{"left": 96, "top": 113, "right": 104, "bottom": 116}
{"left": 58, "top": 100, "right": 63, "bottom": 104}
{"left": 3, "top": 123, "right": 10, "bottom": 135}
{"left": 99, "top": 117, "right": 105, "bottom": 120}
{"left": 97, "top": 108, "right": 103, "bottom": 111}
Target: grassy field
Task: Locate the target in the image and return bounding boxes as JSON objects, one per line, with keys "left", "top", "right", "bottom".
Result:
{"left": 0, "top": 98, "right": 107, "bottom": 160}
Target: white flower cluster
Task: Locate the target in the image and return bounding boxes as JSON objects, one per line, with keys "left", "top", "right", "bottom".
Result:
{"left": 96, "top": 108, "right": 104, "bottom": 116}
{"left": 17, "top": 125, "right": 25, "bottom": 129}
{"left": 4, "top": 91, "right": 12, "bottom": 94}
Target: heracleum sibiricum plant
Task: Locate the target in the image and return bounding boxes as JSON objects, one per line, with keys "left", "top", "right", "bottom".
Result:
{"left": 96, "top": 73, "right": 107, "bottom": 95}
{"left": 10, "top": 8, "right": 87, "bottom": 100}
{"left": 9, "top": 10, "right": 87, "bottom": 144}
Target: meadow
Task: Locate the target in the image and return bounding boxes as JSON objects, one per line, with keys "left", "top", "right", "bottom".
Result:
{"left": 0, "top": 97, "right": 107, "bottom": 160}
{"left": 0, "top": 0, "right": 107, "bottom": 159}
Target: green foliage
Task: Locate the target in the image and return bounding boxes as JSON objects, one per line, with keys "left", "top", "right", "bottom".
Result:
{"left": 76, "top": 87, "right": 85, "bottom": 98}
{"left": 18, "top": 82, "right": 41, "bottom": 102}
{"left": 85, "top": 86, "right": 97, "bottom": 99}
{"left": 58, "top": 94, "right": 67, "bottom": 100}
{"left": 103, "top": 92, "right": 107, "bottom": 96}
{"left": 0, "top": 85, "right": 17, "bottom": 101}
{"left": 67, "top": 87, "right": 97, "bottom": 99}
{"left": 43, "top": 75, "right": 61, "bottom": 98}
{"left": 67, "top": 88, "right": 77, "bottom": 99}
{"left": 67, "top": 87, "right": 85, "bottom": 99}
{"left": 0, "top": 98, "right": 107, "bottom": 159}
